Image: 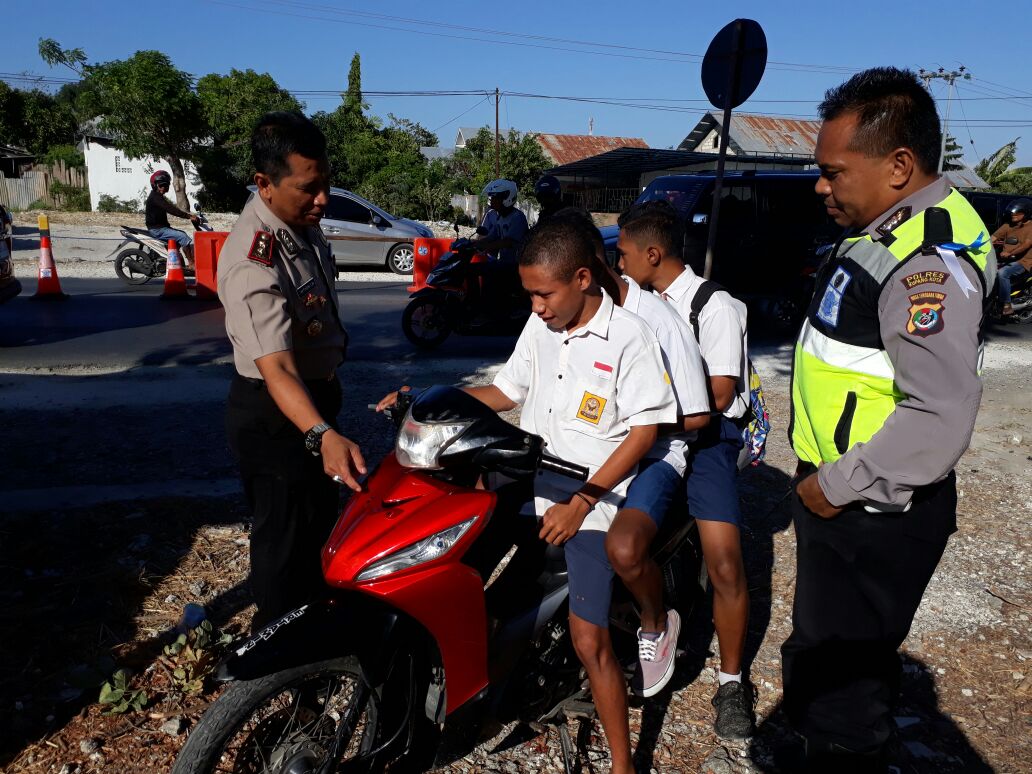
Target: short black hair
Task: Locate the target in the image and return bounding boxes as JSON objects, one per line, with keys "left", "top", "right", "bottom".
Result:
{"left": 251, "top": 111, "right": 327, "bottom": 183}
{"left": 818, "top": 67, "right": 942, "bottom": 175}
{"left": 551, "top": 207, "right": 604, "bottom": 254}
{"left": 519, "top": 217, "right": 597, "bottom": 282}
{"left": 618, "top": 200, "right": 683, "bottom": 259}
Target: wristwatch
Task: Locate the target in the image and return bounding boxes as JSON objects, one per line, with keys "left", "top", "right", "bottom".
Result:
{"left": 304, "top": 423, "right": 332, "bottom": 456}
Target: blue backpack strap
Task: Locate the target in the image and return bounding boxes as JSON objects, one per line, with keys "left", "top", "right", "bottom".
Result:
{"left": 689, "top": 280, "right": 724, "bottom": 342}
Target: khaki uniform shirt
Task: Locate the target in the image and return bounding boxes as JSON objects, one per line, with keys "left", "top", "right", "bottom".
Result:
{"left": 218, "top": 195, "right": 348, "bottom": 380}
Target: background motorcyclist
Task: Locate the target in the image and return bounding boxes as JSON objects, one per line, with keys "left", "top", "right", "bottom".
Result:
{"left": 993, "top": 198, "right": 1032, "bottom": 316}
{"left": 532, "top": 174, "right": 564, "bottom": 228}
{"left": 468, "top": 179, "right": 529, "bottom": 320}
{"left": 145, "top": 170, "right": 199, "bottom": 270}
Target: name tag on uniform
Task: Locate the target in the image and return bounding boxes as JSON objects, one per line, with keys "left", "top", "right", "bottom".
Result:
{"left": 593, "top": 361, "right": 613, "bottom": 380}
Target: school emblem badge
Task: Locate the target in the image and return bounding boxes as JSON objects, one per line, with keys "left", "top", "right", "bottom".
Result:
{"left": 576, "top": 392, "right": 607, "bottom": 425}
{"left": 906, "top": 291, "right": 946, "bottom": 337}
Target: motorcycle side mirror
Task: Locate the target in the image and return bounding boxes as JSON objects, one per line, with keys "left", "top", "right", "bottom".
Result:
{"left": 692, "top": 213, "right": 708, "bottom": 226}
{"left": 453, "top": 222, "right": 460, "bottom": 236}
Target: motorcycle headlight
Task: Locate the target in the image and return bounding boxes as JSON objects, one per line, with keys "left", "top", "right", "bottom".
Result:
{"left": 356, "top": 517, "right": 478, "bottom": 581}
{"left": 395, "top": 416, "right": 471, "bottom": 469}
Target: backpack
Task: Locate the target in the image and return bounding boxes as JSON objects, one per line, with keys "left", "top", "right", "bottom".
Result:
{"left": 688, "top": 281, "right": 771, "bottom": 469}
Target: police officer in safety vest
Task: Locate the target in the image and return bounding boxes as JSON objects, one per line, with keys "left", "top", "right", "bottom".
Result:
{"left": 784, "top": 68, "right": 996, "bottom": 771}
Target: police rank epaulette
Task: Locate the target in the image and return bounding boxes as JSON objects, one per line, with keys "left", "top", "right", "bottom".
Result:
{"left": 277, "top": 228, "right": 300, "bottom": 257}
{"left": 248, "top": 230, "right": 275, "bottom": 266}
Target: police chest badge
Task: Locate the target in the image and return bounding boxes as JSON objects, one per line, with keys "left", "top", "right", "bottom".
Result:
{"left": 306, "top": 319, "right": 324, "bottom": 337}
{"left": 906, "top": 291, "right": 946, "bottom": 337}
{"left": 816, "top": 266, "right": 852, "bottom": 328}
{"left": 576, "top": 392, "right": 607, "bottom": 425}
{"left": 247, "top": 230, "right": 275, "bottom": 266}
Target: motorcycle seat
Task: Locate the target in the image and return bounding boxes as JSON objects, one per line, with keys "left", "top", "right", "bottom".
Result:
{"left": 120, "top": 225, "right": 152, "bottom": 236}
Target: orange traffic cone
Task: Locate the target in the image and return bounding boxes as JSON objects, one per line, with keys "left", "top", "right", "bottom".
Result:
{"left": 161, "top": 239, "right": 189, "bottom": 299}
{"left": 32, "top": 214, "right": 68, "bottom": 300}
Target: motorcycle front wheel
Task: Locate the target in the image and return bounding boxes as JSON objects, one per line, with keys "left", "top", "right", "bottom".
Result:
{"left": 171, "top": 657, "right": 383, "bottom": 774}
{"left": 401, "top": 295, "right": 452, "bottom": 349}
{"left": 114, "top": 248, "right": 161, "bottom": 285}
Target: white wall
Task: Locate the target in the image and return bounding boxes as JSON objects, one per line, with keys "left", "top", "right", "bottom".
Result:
{"left": 80, "top": 139, "right": 202, "bottom": 212}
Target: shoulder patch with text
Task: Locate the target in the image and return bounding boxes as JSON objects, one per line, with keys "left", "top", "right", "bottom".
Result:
{"left": 906, "top": 291, "right": 946, "bottom": 337}
{"left": 576, "top": 392, "right": 607, "bottom": 425}
{"left": 900, "top": 270, "right": 949, "bottom": 290}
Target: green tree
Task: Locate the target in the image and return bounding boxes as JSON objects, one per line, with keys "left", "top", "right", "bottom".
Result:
{"left": 448, "top": 127, "right": 550, "bottom": 201}
{"left": 975, "top": 139, "right": 1032, "bottom": 196}
{"left": 42, "top": 41, "right": 205, "bottom": 210}
{"left": 942, "top": 134, "right": 964, "bottom": 171}
{"left": 195, "top": 69, "right": 303, "bottom": 210}
{"left": 0, "top": 83, "right": 78, "bottom": 156}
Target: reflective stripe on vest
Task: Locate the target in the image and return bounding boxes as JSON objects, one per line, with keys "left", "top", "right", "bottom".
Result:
{"left": 790, "top": 187, "right": 995, "bottom": 466}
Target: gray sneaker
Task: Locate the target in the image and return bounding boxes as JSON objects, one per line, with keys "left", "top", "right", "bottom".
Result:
{"left": 633, "top": 609, "right": 680, "bottom": 698}
{"left": 711, "top": 680, "right": 755, "bottom": 739}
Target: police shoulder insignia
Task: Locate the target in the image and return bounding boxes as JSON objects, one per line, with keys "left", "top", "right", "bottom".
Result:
{"left": 906, "top": 291, "right": 946, "bottom": 337}
{"left": 248, "top": 230, "right": 275, "bottom": 266}
{"left": 900, "top": 270, "right": 949, "bottom": 290}
{"left": 277, "top": 228, "right": 300, "bottom": 257}
{"left": 576, "top": 392, "right": 607, "bottom": 425}
{"left": 876, "top": 206, "right": 912, "bottom": 237}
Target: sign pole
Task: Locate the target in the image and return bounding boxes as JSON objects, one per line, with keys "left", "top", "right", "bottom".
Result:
{"left": 703, "top": 20, "right": 744, "bottom": 280}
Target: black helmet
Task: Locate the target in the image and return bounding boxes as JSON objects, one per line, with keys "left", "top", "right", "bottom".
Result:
{"left": 150, "top": 170, "right": 172, "bottom": 189}
{"left": 1006, "top": 198, "right": 1032, "bottom": 219}
{"left": 534, "top": 175, "right": 561, "bottom": 199}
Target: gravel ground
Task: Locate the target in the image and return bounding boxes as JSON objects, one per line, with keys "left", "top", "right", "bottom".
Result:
{"left": 1, "top": 343, "right": 1029, "bottom": 773}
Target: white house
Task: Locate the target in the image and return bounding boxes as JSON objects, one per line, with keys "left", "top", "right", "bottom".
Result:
{"left": 78, "top": 126, "right": 202, "bottom": 212}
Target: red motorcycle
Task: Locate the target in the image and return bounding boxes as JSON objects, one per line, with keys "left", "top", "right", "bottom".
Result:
{"left": 173, "top": 386, "right": 704, "bottom": 774}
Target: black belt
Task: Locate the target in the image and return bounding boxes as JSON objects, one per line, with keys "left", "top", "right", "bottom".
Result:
{"left": 238, "top": 373, "right": 337, "bottom": 388}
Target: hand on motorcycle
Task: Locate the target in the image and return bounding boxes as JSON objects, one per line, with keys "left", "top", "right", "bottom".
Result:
{"left": 375, "top": 386, "right": 411, "bottom": 412}
{"left": 539, "top": 496, "right": 591, "bottom": 545}
{"left": 322, "top": 430, "right": 367, "bottom": 492}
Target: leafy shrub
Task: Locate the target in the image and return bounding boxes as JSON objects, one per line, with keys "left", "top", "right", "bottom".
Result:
{"left": 98, "top": 193, "right": 140, "bottom": 213}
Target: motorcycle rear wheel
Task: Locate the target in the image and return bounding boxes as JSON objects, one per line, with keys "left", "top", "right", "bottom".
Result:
{"left": 114, "top": 248, "right": 160, "bottom": 285}
{"left": 171, "top": 657, "right": 383, "bottom": 774}
{"left": 402, "top": 296, "right": 452, "bottom": 349}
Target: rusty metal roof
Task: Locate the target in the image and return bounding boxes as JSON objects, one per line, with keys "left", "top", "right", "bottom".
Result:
{"left": 943, "top": 166, "right": 989, "bottom": 189}
{"left": 535, "top": 134, "right": 649, "bottom": 166}
{"left": 679, "top": 112, "right": 821, "bottom": 158}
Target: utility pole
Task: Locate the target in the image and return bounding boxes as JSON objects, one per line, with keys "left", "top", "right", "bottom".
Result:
{"left": 494, "top": 87, "right": 501, "bottom": 178}
{"left": 919, "top": 66, "right": 972, "bottom": 173}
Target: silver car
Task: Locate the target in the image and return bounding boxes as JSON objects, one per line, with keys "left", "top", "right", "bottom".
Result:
{"left": 248, "top": 186, "right": 433, "bottom": 275}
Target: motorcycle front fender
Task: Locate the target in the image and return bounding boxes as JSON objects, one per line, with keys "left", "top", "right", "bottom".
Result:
{"left": 216, "top": 593, "right": 403, "bottom": 685}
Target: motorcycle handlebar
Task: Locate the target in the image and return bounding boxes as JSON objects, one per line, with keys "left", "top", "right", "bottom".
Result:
{"left": 539, "top": 454, "right": 589, "bottom": 481}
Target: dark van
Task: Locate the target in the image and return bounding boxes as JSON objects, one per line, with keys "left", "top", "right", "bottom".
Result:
{"left": 601, "top": 171, "right": 837, "bottom": 329}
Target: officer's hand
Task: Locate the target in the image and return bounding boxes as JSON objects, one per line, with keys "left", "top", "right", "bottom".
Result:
{"left": 796, "top": 472, "right": 842, "bottom": 519}
{"left": 190, "top": 214, "right": 200, "bottom": 224}
{"left": 321, "top": 430, "right": 367, "bottom": 492}
{"left": 375, "top": 385, "right": 411, "bottom": 412}
{"left": 539, "top": 498, "right": 590, "bottom": 545}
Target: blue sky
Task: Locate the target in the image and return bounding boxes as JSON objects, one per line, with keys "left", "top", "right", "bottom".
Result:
{"left": 5, "top": 0, "right": 1032, "bottom": 166}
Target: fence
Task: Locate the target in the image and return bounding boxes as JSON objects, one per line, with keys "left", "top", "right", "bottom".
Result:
{"left": 568, "top": 187, "right": 640, "bottom": 214}
{"left": 0, "top": 160, "right": 90, "bottom": 210}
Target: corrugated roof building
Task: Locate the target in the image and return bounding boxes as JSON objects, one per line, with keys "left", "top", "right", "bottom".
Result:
{"left": 678, "top": 112, "right": 821, "bottom": 159}
{"left": 534, "top": 134, "right": 649, "bottom": 166}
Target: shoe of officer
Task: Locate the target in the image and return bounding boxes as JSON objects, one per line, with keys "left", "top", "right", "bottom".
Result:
{"left": 711, "top": 679, "right": 755, "bottom": 739}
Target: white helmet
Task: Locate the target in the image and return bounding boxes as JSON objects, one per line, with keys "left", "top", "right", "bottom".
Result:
{"left": 482, "top": 179, "right": 518, "bottom": 208}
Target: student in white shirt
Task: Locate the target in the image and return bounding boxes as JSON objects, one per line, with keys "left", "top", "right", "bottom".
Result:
{"left": 553, "top": 209, "right": 713, "bottom": 698}
{"left": 617, "top": 201, "right": 755, "bottom": 739}
{"left": 465, "top": 219, "right": 677, "bottom": 774}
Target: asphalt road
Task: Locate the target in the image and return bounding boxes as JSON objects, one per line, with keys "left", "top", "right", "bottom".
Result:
{"left": 0, "top": 275, "right": 519, "bottom": 370}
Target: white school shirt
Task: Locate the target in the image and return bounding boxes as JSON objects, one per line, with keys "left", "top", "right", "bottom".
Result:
{"left": 657, "top": 266, "right": 750, "bottom": 420}
{"left": 493, "top": 289, "right": 677, "bottom": 531}
{"left": 621, "top": 276, "right": 711, "bottom": 475}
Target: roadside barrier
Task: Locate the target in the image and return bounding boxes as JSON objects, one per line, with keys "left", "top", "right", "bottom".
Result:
{"left": 31, "top": 214, "right": 68, "bottom": 300}
{"left": 161, "top": 239, "right": 190, "bottom": 299}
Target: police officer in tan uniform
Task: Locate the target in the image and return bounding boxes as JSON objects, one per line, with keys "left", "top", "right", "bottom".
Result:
{"left": 219, "top": 111, "right": 366, "bottom": 629}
